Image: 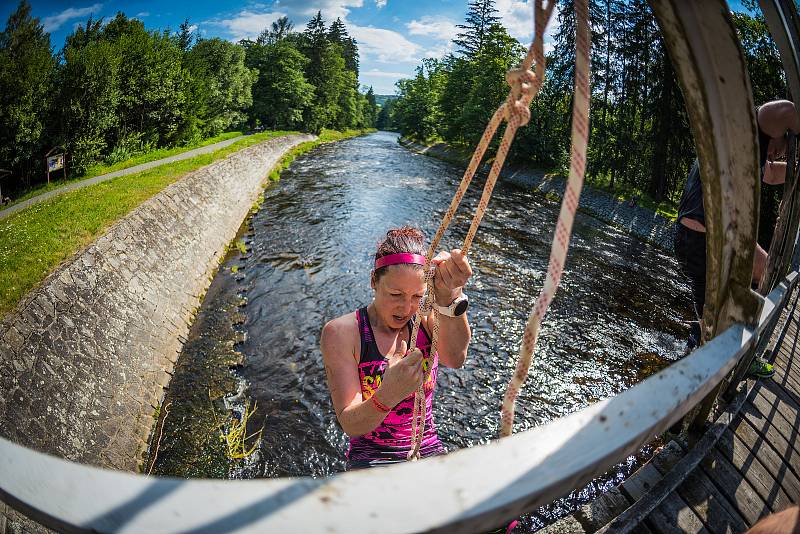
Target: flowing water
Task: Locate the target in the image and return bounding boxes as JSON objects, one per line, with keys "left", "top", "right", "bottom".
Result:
{"left": 149, "top": 131, "right": 694, "bottom": 530}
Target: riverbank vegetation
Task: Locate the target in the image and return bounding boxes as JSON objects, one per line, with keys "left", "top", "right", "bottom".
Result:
{"left": 0, "top": 130, "right": 295, "bottom": 317}
{"left": 389, "top": 0, "right": 786, "bottom": 241}
{"left": 1, "top": 2, "right": 378, "bottom": 198}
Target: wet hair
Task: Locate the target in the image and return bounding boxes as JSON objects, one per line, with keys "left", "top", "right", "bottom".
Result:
{"left": 373, "top": 226, "right": 426, "bottom": 282}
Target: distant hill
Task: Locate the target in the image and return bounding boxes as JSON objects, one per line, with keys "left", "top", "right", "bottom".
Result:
{"left": 375, "top": 94, "right": 396, "bottom": 107}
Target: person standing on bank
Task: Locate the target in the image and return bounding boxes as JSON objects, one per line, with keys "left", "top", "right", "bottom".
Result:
{"left": 320, "top": 227, "right": 472, "bottom": 469}
{"left": 674, "top": 99, "right": 800, "bottom": 376}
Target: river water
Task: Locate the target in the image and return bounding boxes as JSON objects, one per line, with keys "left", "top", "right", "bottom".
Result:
{"left": 149, "top": 131, "right": 693, "bottom": 530}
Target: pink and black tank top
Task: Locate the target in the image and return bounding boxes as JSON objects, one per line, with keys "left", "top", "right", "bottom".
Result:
{"left": 346, "top": 307, "right": 445, "bottom": 469}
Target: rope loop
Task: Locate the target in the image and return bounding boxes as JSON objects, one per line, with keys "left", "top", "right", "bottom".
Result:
{"left": 504, "top": 68, "right": 536, "bottom": 126}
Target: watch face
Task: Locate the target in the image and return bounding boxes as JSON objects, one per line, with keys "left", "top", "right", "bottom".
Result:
{"left": 454, "top": 298, "right": 469, "bottom": 316}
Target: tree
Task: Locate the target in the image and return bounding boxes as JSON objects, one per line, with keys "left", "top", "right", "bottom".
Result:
{"left": 57, "top": 33, "right": 122, "bottom": 173}
{"left": 186, "top": 38, "right": 256, "bottom": 136}
{"left": 376, "top": 98, "right": 395, "bottom": 130}
{"left": 257, "top": 16, "right": 294, "bottom": 45}
{"left": 104, "top": 14, "right": 189, "bottom": 146}
{"left": 0, "top": 1, "right": 55, "bottom": 184}
{"left": 454, "top": 0, "right": 500, "bottom": 57}
{"left": 460, "top": 24, "right": 525, "bottom": 146}
{"left": 247, "top": 40, "right": 314, "bottom": 129}
{"left": 363, "top": 87, "right": 378, "bottom": 127}
{"left": 393, "top": 60, "right": 444, "bottom": 140}
{"left": 328, "top": 17, "right": 359, "bottom": 75}
{"left": 177, "top": 18, "right": 195, "bottom": 52}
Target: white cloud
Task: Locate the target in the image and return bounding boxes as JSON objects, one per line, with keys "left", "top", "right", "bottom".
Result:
{"left": 375, "top": 0, "right": 387, "bottom": 7}
{"left": 424, "top": 41, "right": 455, "bottom": 59}
{"left": 362, "top": 68, "right": 410, "bottom": 78}
{"left": 209, "top": 10, "right": 287, "bottom": 42}
{"left": 266, "top": 0, "right": 364, "bottom": 21}
{"left": 495, "top": 0, "right": 559, "bottom": 45}
{"left": 135, "top": 11, "right": 150, "bottom": 18}
{"left": 350, "top": 24, "right": 422, "bottom": 63}
{"left": 406, "top": 15, "right": 459, "bottom": 42}
{"left": 188, "top": 24, "right": 198, "bottom": 33}
{"left": 43, "top": 3, "right": 103, "bottom": 32}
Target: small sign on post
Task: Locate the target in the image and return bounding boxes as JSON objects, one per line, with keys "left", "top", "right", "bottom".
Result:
{"left": 44, "top": 146, "right": 67, "bottom": 185}
{"left": 0, "top": 169, "right": 11, "bottom": 206}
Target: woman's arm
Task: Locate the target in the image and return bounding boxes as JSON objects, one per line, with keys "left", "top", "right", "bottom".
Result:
{"left": 321, "top": 317, "right": 423, "bottom": 436}
{"left": 758, "top": 100, "right": 800, "bottom": 138}
{"left": 431, "top": 249, "right": 472, "bottom": 368}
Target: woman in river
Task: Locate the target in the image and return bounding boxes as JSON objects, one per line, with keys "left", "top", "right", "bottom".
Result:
{"left": 320, "top": 226, "right": 472, "bottom": 468}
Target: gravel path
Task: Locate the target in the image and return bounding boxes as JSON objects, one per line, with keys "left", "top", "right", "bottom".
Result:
{"left": 0, "top": 134, "right": 247, "bottom": 221}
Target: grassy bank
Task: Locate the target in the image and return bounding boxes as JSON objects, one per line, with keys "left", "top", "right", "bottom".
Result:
{"left": 0, "top": 130, "right": 295, "bottom": 317}
{"left": 6, "top": 131, "right": 245, "bottom": 208}
{"left": 400, "top": 136, "right": 678, "bottom": 220}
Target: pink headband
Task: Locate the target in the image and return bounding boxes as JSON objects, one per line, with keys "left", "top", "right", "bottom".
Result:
{"left": 374, "top": 253, "right": 426, "bottom": 270}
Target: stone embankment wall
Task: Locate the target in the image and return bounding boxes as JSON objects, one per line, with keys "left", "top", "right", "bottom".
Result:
{"left": 0, "top": 134, "right": 314, "bottom": 474}
{"left": 399, "top": 138, "right": 676, "bottom": 250}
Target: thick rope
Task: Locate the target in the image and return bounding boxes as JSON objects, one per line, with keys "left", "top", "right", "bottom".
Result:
{"left": 500, "top": 0, "right": 591, "bottom": 437}
{"left": 406, "top": 0, "right": 557, "bottom": 461}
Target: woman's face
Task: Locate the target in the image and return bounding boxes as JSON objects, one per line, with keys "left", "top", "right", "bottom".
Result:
{"left": 371, "top": 265, "right": 426, "bottom": 329}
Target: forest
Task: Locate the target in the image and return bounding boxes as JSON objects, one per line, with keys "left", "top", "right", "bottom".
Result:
{"left": 386, "top": 0, "right": 787, "bottom": 232}
{"left": 0, "top": 2, "right": 378, "bottom": 193}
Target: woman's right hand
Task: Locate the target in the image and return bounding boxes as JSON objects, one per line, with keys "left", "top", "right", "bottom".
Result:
{"left": 375, "top": 340, "right": 424, "bottom": 407}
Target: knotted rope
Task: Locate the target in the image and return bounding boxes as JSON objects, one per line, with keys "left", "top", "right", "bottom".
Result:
{"left": 403, "top": 0, "right": 591, "bottom": 458}
{"left": 499, "top": 0, "right": 590, "bottom": 437}
{"left": 404, "top": 0, "right": 561, "bottom": 461}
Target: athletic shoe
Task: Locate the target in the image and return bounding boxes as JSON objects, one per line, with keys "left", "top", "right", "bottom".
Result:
{"left": 748, "top": 357, "right": 775, "bottom": 379}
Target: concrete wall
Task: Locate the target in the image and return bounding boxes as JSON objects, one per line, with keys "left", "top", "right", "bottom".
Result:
{"left": 399, "top": 137, "right": 676, "bottom": 251}
{"left": 0, "top": 134, "right": 314, "bottom": 476}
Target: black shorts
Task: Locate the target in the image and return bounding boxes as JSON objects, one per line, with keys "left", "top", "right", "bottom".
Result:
{"left": 674, "top": 223, "right": 706, "bottom": 320}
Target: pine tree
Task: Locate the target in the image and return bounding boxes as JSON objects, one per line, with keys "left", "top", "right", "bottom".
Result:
{"left": 0, "top": 0, "right": 55, "bottom": 183}
{"left": 177, "top": 18, "right": 194, "bottom": 52}
{"left": 328, "top": 17, "right": 359, "bottom": 75}
{"left": 453, "top": 0, "right": 500, "bottom": 57}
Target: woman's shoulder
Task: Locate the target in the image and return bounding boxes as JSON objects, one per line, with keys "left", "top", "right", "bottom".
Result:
{"left": 321, "top": 311, "right": 360, "bottom": 361}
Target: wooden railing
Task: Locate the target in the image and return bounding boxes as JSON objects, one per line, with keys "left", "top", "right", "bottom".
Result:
{"left": 2, "top": 1, "right": 800, "bottom": 533}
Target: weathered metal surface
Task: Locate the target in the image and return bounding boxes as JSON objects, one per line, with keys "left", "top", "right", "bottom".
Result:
{"left": 759, "top": 134, "right": 798, "bottom": 295}
{"left": 648, "top": 0, "right": 763, "bottom": 433}
{"left": 0, "top": 322, "right": 760, "bottom": 533}
{"left": 760, "top": 0, "right": 800, "bottom": 102}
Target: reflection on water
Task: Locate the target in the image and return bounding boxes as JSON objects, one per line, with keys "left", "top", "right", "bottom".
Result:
{"left": 150, "top": 131, "right": 694, "bottom": 530}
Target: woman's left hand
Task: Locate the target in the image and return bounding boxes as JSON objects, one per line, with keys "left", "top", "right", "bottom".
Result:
{"left": 432, "top": 248, "right": 473, "bottom": 305}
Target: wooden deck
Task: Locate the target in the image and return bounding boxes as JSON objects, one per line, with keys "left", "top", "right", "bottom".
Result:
{"left": 544, "top": 289, "right": 800, "bottom": 533}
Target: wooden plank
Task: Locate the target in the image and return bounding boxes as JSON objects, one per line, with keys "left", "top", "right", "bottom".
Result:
{"left": 700, "top": 448, "right": 771, "bottom": 525}
{"left": 746, "top": 396, "right": 800, "bottom": 461}
{"left": 769, "top": 353, "right": 800, "bottom": 394}
{"left": 734, "top": 415, "right": 800, "bottom": 500}
{"left": 770, "top": 345, "right": 800, "bottom": 385}
{"left": 758, "top": 382, "right": 800, "bottom": 422}
{"left": 650, "top": 442, "right": 749, "bottom": 533}
{"left": 619, "top": 463, "right": 708, "bottom": 534}
{"left": 715, "top": 428, "right": 793, "bottom": 512}
{"left": 770, "top": 365, "right": 800, "bottom": 396}
{"left": 539, "top": 487, "right": 641, "bottom": 534}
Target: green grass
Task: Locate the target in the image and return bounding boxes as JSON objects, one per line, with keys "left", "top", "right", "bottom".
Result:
{"left": 5, "top": 131, "right": 246, "bottom": 208}
{"left": 0, "top": 130, "right": 296, "bottom": 317}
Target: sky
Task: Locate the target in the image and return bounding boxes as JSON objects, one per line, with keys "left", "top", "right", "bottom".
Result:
{"left": 4, "top": 0, "right": 750, "bottom": 95}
